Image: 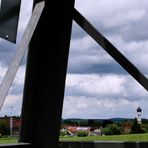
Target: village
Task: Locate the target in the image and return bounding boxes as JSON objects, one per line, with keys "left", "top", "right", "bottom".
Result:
{"left": 0, "top": 107, "right": 148, "bottom": 138}
{"left": 60, "top": 107, "right": 148, "bottom": 137}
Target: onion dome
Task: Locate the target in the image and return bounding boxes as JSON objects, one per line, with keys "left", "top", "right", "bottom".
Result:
{"left": 137, "top": 107, "right": 142, "bottom": 112}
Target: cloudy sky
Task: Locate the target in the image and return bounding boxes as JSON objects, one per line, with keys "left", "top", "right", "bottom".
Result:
{"left": 0, "top": 0, "right": 148, "bottom": 119}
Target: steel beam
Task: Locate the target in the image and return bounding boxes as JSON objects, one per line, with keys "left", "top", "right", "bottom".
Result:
{"left": 19, "top": 0, "right": 75, "bottom": 148}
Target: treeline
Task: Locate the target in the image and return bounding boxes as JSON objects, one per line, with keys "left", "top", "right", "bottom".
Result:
{"left": 61, "top": 118, "right": 148, "bottom": 135}
{"left": 61, "top": 118, "right": 102, "bottom": 128}
{"left": 61, "top": 118, "right": 148, "bottom": 126}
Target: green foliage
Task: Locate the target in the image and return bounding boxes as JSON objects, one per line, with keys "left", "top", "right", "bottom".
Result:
{"left": 0, "top": 137, "right": 17, "bottom": 144}
{"left": 102, "top": 120, "right": 113, "bottom": 128}
{"left": 130, "top": 118, "right": 145, "bottom": 134}
{"left": 63, "top": 120, "right": 78, "bottom": 126}
{"left": 0, "top": 119, "right": 10, "bottom": 136}
{"left": 60, "top": 129, "right": 69, "bottom": 136}
{"left": 60, "top": 131, "right": 67, "bottom": 136}
{"left": 78, "top": 120, "right": 88, "bottom": 126}
{"left": 88, "top": 119, "right": 102, "bottom": 129}
{"left": 62, "top": 119, "right": 102, "bottom": 127}
{"left": 77, "top": 131, "right": 89, "bottom": 137}
{"left": 102, "top": 124, "right": 122, "bottom": 135}
{"left": 142, "top": 124, "right": 148, "bottom": 133}
{"left": 142, "top": 119, "right": 148, "bottom": 124}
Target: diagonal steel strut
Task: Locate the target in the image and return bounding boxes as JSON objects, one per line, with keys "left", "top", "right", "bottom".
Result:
{"left": 0, "top": 1, "right": 45, "bottom": 110}
{"left": 73, "top": 8, "right": 148, "bottom": 92}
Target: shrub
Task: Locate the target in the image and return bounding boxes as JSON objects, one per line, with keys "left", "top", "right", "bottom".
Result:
{"left": 60, "top": 130, "right": 69, "bottom": 136}
{"left": 130, "top": 118, "right": 145, "bottom": 134}
{"left": 102, "top": 124, "right": 122, "bottom": 135}
{"left": 0, "top": 120, "right": 10, "bottom": 135}
{"left": 77, "top": 131, "right": 88, "bottom": 137}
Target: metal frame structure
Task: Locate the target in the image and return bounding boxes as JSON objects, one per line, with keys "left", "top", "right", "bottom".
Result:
{"left": 0, "top": 0, "right": 148, "bottom": 148}
{"left": 19, "top": 0, "right": 75, "bottom": 148}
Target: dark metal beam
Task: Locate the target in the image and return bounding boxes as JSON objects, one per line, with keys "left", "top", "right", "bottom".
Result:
{"left": 73, "top": 8, "right": 148, "bottom": 92}
{"left": 60, "top": 141, "right": 148, "bottom": 148}
{"left": 19, "top": 0, "right": 75, "bottom": 148}
{"left": 0, "top": 0, "right": 21, "bottom": 43}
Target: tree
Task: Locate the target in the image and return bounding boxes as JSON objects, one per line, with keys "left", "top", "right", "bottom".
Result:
{"left": 88, "top": 119, "right": 102, "bottom": 130}
{"left": 88, "top": 119, "right": 94, "bottom": 127}
{"left": 102, "top": 120, "right": 113, "bottom": 128}
{"left": 0, "top": 119, "right": 10, "bottom": 135}
{"left": 130, "top": 118, "right": 145, "bottom": 134}
{"left": 102, "top": 124, "right": 122, "bottom": 135}
{"left": 78, "top": 120, "right": 88, "bottom": 126}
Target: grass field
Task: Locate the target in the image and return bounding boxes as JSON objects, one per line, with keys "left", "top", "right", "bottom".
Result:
{"left": 0, "top": 138, "right": 18, "bottom": 144}
{"left": 60, "top": 133, "right": 148, "bottom": 142}
{"left": 0, "top": 133, "right": 148, "bottom": 144}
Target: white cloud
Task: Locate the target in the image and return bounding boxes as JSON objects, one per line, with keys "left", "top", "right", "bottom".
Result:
{"left": 0, "top": 95, "right": 23, "bottom": 116}
{"left": 0, "top": 63, "right": 7, "bottom": 81}
{"left": 106, "top": 34, "right": 148, "bottom": 75}
{"left": 104, "top": 9, "right": 145, "bottom": 28}
{"left": 65, "top": 74, "right": 125, "bottom": 97}
{"left": 0, "top": 64, "right": 25, "bottom": 116}
{"left": 66, "top": 74, "right": 148, "bottom": 99}
{"left": 62, "top": 74, "right": 148, "bottom": 118}
{"left": 17, "top": 0, "right": 33, "bottom": 42}
{"left": 75, "top": 0, "right": 148, "bottom": 24}
{"left": 62, "top": 95, "right": 142, "bottom": 119}
{"left": 13, "top": 66, "right": 26, "bottom": 85}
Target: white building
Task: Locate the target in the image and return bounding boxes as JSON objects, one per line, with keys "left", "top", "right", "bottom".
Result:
{"left": 137, "top": 107, "right": 142, "bottom": 124}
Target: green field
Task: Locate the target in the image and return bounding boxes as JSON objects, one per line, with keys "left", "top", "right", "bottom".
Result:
{"left": 60, "top": 133, "right": 148, "bottom": 141}
{"left": 0, "top": 134, "right": 148, "bottom": 144}
{"left": 0, "top": 138, "right": 18, "bottom": 144}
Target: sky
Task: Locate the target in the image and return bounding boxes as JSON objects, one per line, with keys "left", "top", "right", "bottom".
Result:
{"left": 0, "top": 0, "right": 148, "bottom": 119}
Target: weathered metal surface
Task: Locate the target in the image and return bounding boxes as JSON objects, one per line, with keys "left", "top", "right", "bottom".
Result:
{"left": 0, "top": 1, "right": 45, "bottom": 110}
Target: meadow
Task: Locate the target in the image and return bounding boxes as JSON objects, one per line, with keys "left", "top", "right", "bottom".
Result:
{"left": 0, "top": 137, "right": 18, "bottom": 144}
{"left": 60, "top": 133, "right": 148, "bottom": 142}
{"left": 0, "top": 133, "right": 148, "bottom": 144}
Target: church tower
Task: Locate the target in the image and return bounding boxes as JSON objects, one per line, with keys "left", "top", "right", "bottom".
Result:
{"left": 137, "top": 107, "right": 142, "bottom": 124}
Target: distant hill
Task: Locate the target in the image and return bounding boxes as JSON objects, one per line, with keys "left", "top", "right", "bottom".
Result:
{"left": 107, "top": 118, "right": 133, "bottom": 123}
{"left": 61, "top": 118, "right": 148, "bottom": 125}
{"left": 62, "top": 118, "right": 132, "bottom": 122}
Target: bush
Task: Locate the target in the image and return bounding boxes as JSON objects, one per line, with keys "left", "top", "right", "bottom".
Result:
{"left": 142, "top": 124, "right": 148, "bottom": 133}
{"left": 130, "top": 118, "right": 145, "bottom": 134}
{"left": 102, "top": 124, "right": 122, "bottom": 135}
{"left": 0, "top": 120, "right": 10, "bottom": 135}
{"left": 77, "top": 131, "right": 88, "bottom": 137}
{"left": 60, "top": 130, "right": 68, "bottom": 136}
